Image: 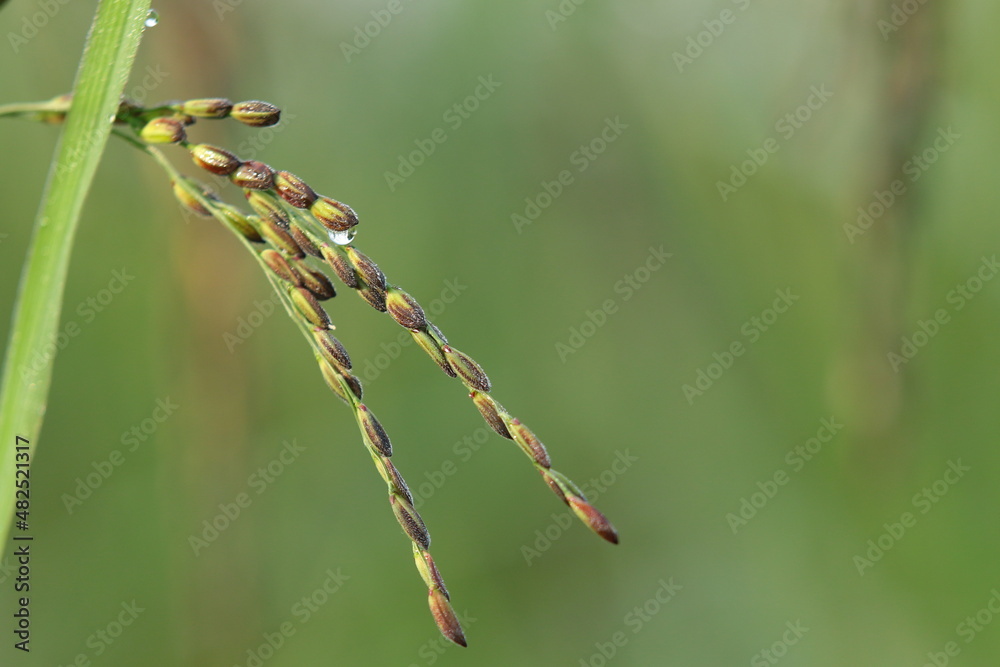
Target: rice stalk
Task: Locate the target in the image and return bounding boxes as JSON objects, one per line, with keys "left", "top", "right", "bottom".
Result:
{"left": 2, "top": 93, "right": 620, "bottom": 646}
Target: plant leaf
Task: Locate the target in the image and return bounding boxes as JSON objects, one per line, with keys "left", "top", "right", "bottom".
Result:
{"left": 0, "top": 0, "right": 152, "bottom": 550}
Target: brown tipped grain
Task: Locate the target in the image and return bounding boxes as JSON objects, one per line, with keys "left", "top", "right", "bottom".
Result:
{"left": 310, "top": 197, "right": 358, "bottom": 231}
{"left": 275, "top": 171, "right": 317, "bottom": 209}
{"left": 140, "top": 117, "right": 186, "bottom": 144}
{"left": 428, "top": 588, "right": 467, "bottom": 647}
{"left": 343, "top": 373, "right": 363, "bottom": 400}
{"left": 568, "top": 496, "right": 619, "bottom": 544}
{"left": 411, "top": 330, "right": 457, "bottom": 378}
{"left": 508, "top": 419, "right": 551, "bottom": 468}
{"left": 217, "top": 205, "right": 264, "bottom": 243}
{"left": 190, "top": 143, "right": 240, "bottom": 175}
{"left": 258, "top": 217, "right": 304, "bottom": 258}
{"left": 313, "top": 329, "right": 352, "bottom": 370}
{"left": 321, "top": 245, "right": 359, "bottom": 289}
{"left": 390, "top": 493, "right": 430, "bottom": 549}
{"left": 260, "top": 249, "right": 299, "bottom": 285}
{"left": 308, "top": 270, "right": 337, "bottom": 300}
{"left": 293, "top": 264, "right": 336, "bottom": 300}
{"left": 358, "top": 284, "right": 387, "bottom": 312}
{"left": 246, "top": 190, "right": 290, "bottom": 227}
{"left": 442, "top": 346, "right": 491, "bottom": 392}
{"left": 320, "top": 360, "right": 363, "bottom": 404}
{"left": 470, "top": 391, "right": 512, "bottom": 439}
{"left": 289, "top": 223, "right": 321, "bottom": 257}
{"left": 172, "top": 180, "right": 210, "bottom": 216}
{"left": 180, "top": 98, "right": 233, "bottom": 118}
{"left": 318, "top": 360, "right": 348, "bottom": 403}
{"left": 380, "top": 459, "right": 414, "bottom": 506}
{"left": 290, "top": 286, "right": 331, "bottom": 328}
{"left": 358, "top": 404, "right": 392, "bottom": 457}
{"left": 231, "top": 160, "right": 274, "bottom": 190}
{"left": 345, "top": 247, "right": 385, "bottom": 292}
{"left": 386, "top": 287, "right": 427, "bottom": 331}
{"left": 231, "top": 100, "right": 281, "bottom": 127}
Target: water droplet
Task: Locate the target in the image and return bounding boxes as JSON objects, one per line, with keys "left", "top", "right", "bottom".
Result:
{"left": 328, "top": 228, "right": 357, "bottom": 246}
{"left": 144, "top": 9, "right": 159, "bottom": 27}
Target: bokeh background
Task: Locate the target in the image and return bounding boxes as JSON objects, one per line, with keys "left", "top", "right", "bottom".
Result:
{"left": 2, "top": 1, "right": 999, "bottom": 665}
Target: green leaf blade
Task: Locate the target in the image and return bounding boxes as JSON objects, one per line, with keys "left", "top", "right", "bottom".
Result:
{"left": 0, "top": 0, "right": 152, "bottom": 550}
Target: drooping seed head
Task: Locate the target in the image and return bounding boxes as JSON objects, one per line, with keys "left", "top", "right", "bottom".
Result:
{"left": 428, "top": 588, "right": 467, "bottom": 647}
{"left": 411, "top": 330, "right": 456, "bottom": 378}
{"left": 172, "top": 180, "right": 210, "bottom": 216}
{"left": 358, "top": 404, "right": 392, "bottom": 457}
{"left": 310, "top": 197, "right": 359, "bottom": 232}
{"left": 245, "top": 190, "right": 289, "bottom": 228}
{"left": 313, "top": 329, "right": 351, "bottom": 370}
{"left": 441, "top": 346, "right": 491, "bottom": 392}
{"left": 507, "top": 419, "right": 551, "bottom": 468}
{"left": 181, "top": 98, "right": 233, "bottom": 118}
{"left": 345, "top": 247, "right": 385, "bottom": 292}
{"left": 321, "top": 246, "right": 359, "bottom": 289}
{"left": 275, "top": 171, "right": 317, "bottom": 209}
{"left": 231, "top": 100, "right": 281, "bottom": 127}
{"left": 231, "top": 160, "right": 274, "bottom": 190}
{"left": 258, "top": 217, "right": 303, "bottom": 258}
{"left": 567, "top": 495, "right": 619, "bottom": 545}
{"left": 288, "top": 224, "right": 321, "bottom": 257}
{"left": 260, "top": 249, "right": 299, "bottom": 285}
{"left": 141, "top": 117, "right": 186, "bottom": 144}
{"left": 386, "top": 287, "right": 427, "bottom": 331}
{"left": 190, "top": 143, "right": 241, "bottom": 175}
{"left": 470, "top": 391, "right": 512, "bottom": 439}
{"left": 390, "top": 493, "right": 429, "bottom": 549}
{"left": 290, "top": 286, "right": 331, "bottom": 328}
{"left": 216, "top": 204, "right": 263, "bottom": 243}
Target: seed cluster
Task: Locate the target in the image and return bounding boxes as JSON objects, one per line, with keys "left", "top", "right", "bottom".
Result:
{"left": 116, "top": 96, "right": 620, "bottom": 646}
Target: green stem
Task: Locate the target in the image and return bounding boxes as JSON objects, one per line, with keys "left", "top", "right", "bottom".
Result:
{"left": 0, "top": 0, "right": 152, "bottom": 553}
{"left": 0, "top": 98, "right": 71, "bottom": 120}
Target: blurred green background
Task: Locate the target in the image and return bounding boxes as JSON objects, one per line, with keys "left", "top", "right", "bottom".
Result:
{"left": 2, "top": 1, "right": 999, "bottom": 665}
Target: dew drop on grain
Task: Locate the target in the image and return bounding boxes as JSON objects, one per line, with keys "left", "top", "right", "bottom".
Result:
{"left": 328, "top": 228, "right": 357, "bottom": 245}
